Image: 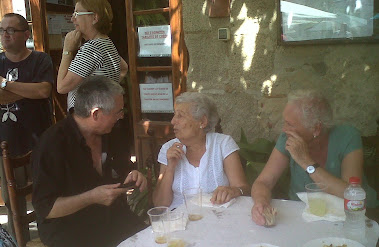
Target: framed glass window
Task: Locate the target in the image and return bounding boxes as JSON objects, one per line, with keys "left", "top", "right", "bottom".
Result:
{"left": 278, "top": 0, "right": 379, "bottom": 44}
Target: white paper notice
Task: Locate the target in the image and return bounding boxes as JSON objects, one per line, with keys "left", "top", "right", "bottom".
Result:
{"left": 138, "top": 25, "right": 171, "bottom": 57}
{"left": 140, "top": 83, "right": 174, "bottom": 113}
{"left": 48, "top": 14, "right": 74, "bottom": 35}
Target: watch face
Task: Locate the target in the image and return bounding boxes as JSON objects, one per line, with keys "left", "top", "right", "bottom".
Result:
{"left": 307, "top": 165, "right": 315, "bottom": 174}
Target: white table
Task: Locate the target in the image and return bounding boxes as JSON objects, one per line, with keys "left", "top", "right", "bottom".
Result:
{"left": 118, "top": 197, "right": 379, "bottom": 247}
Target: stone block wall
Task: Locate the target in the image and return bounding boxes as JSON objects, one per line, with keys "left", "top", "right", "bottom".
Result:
{"left": 183, "top": 0, "right": 379, "bottom": 142}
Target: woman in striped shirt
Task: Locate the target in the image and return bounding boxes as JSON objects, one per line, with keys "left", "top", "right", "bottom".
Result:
{"left": 57, "top": 0, "right": 128, "bottom": 111}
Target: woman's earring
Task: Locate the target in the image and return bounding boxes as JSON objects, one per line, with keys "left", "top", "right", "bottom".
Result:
{"left": 200, "top": 125, "right": 203, "bottom": 129}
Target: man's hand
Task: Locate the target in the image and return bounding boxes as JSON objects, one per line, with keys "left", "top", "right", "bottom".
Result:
{"left": 90, "top": 183, "right": 129, "bottom": 206}
{"left": 251, "top": 200, "right": 271, "bottom": 226}
{"left": 123, "top": 170, "right": 147, "bottom": 192}
{"left": 210, "top": 186, "right": 240, "bottom": 205}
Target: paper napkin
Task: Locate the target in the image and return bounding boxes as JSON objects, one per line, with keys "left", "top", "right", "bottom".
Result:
{"left": 200, "top": 193, "right": 237, "bottom": 208}
{"left": 297, "top": 192, "right": 345, "bottom": 222}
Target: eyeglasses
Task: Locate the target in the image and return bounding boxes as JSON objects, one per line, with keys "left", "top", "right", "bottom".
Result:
{"left": 0, "top": 28, "right": 28, "bottom": 35}
{"left": 72, "top": 11, "right": 95, "bottom": 18}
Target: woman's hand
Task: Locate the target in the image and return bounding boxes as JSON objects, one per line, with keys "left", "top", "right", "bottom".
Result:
{"left": 63, "top": 30, "right": 82, "bottom": 52}
{"left": 123, "top": 170, "right": 147, "bottom": 192}
{"left": 166, "top": 142, "right": 185, "bottom": 169}
{"left": 210, "top": 186, "right": 240, "bottom": 205}
{"left": 284, "top": 130, "right": 314, "bottom": 167}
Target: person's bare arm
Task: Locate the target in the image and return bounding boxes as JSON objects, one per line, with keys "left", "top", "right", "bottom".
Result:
{"left": 47, "top": 183, "right": 129, "bottom": 219}
{"left": 4, "top": 81, "right": 51, "bottom": 99}
{"left": 57, "top": 30, "right": 83, "bottom": 94}
{"left": 211, "top": 151, "right": 250, "bottom": 204}
{"left": 251, "top": 148, "right": 289, "bottom": 225}
{"left": 0, "top": 89, "right": 23, "bottom": 104}
{"left": 285, "top": 130, "right": 363, "bottom": 198}
{"left": 153, "top": 142, "right": 184, "bottom": 207}
{"left": 307, "top": 149, "right": 363, "bottom": 198}
{"left": 120, "top": 57, "right": 128, "bottom": 81}
{"left": 152, "top": 164, "right": 176, "bottom": 207}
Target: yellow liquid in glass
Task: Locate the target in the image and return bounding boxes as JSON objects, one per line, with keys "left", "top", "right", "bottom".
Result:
{"left": 188, "top": 214, "right": 203, "bottom": 221}
{"left": 308, "top": 198, "right": 327, "bottom": 216}
{"left": 155, "top": 236, "right": 167, "bottom": 244}
{"left": 168, "top": 239, "right": 186, "bottom": 247}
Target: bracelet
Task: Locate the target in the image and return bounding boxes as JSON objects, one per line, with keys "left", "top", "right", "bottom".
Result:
{"left": 62, "top": 51, "right": 73, "bottom": 56}
{"left": 237, "top": 187, "right": 243, "bottom": 196}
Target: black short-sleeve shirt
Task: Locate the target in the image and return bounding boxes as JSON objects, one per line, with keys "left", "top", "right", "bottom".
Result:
{"left": 0, "top": 51, "right": 54, "bottom": 156}
{"left": 32, "top": 115, "right": 145, "bottom": 247}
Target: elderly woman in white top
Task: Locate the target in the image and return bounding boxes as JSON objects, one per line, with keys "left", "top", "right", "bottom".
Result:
{"left": 153, "top": 92, "right": 250, "bottom": 209}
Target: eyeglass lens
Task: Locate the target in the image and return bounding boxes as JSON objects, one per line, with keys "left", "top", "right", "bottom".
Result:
{"left": 0, "top": 28, "right": 25, "bottom": 35}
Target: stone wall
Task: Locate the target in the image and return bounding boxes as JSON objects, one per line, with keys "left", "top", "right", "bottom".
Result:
{"left": 183, "top": 0, "right": 379, "bottom": 142}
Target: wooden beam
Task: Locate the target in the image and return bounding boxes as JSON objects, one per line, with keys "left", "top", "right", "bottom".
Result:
{"left": 133, "top": 7, "right": 169, "bottom": 16}
{"left": 170, "top": 0, "right": 181, "bottom": 98}
{"left": 29, "top": 0, "right": 49, "bottom": 52}
{"left": 136, "top": 66, "right": 172, "bottom": 72}
{"left": 0, "top": 0, "right": 13, "bottom": 18}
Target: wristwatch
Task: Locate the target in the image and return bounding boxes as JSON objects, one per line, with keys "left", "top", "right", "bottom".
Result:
{"left": 306, "top": 163, "right": 320, "bottom": 174}
{"left": 1, "top": 78, "right": 7, "bottom": 89}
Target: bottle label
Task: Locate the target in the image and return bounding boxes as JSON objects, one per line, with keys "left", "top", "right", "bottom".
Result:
{"left": 344, "top": 199, "right": 365, "bottom": 211}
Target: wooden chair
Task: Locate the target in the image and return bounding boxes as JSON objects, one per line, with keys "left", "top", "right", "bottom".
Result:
{"left": 1, "top": 141, "right": 45, "bottom": 247}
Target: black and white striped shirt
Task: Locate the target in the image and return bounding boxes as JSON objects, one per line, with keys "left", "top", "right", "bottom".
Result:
{"left": 67, "top": 37, "right": 121, "bottom": 110}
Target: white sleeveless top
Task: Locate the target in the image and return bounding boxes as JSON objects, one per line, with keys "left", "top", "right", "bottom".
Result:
{"left": 158, "top": 132, "right": 239, "bottom": 209}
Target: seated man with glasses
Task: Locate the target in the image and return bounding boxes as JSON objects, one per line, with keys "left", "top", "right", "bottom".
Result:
{"left": 32, "top": 75, "right": 147, "bottom": 247}
{"left": 0, "top": 12, "right": 54, "bottom": 239}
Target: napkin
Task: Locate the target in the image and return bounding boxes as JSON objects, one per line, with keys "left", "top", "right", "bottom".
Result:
{"left": 297, "top": 192, "right": 345, "bottom": 222}
{"left": 200, "top": 193, "right": 237, "bottom": 208}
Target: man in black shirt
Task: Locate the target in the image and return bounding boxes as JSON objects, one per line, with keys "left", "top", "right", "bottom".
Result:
{"left": 32, "top": 76, "right": 147, "bottom": 247}
{"left": 0, "top": 13, "right": 54, "bottom": 238}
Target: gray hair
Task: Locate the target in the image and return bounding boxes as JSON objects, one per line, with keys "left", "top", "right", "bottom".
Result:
{"left": 175, "top": 92, "right": 219, "bottom": 133}
{"left": 74, "top": 75, "right": 124, "bottom": 117}
{"left": 288, "top": 89, "right": 333, "bottom": 131}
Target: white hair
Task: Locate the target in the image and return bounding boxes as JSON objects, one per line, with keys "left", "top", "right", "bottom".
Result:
{"left": 175, "top": 92, "right": 219, "bottom": 133}
{"left": 288, "top": 89, "right": 333, "bottom": 131}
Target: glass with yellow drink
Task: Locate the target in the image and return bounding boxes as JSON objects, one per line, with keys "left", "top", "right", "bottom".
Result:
{"left": 305, "top": 182, "right": 328, "bottom": 217}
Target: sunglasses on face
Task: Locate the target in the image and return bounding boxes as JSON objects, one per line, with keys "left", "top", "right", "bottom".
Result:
{"left": 0, "top": 27, "right": 27, "bottom": 35}
{"left": 72, "top": 11, "right": 95, "bottom": 18}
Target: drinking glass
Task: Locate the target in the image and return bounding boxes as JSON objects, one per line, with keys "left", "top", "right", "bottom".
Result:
{"left": 183, "top": 188, "right": 203, "bottom": 221}
{"left": 147, "top": 206, "right": 169, "bottom": 244}
{"left": 305, "top": 182, "right": 328, "bottom": 216}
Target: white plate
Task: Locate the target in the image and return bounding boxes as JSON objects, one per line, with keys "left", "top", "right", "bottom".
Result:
{"left": 245, "top": 244, "right": 279, "bottom": 247}
{"left": 303, "top": 237, "right": 365, "bottom": 247}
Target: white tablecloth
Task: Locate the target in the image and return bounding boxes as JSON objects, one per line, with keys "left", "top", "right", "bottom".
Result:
{"left": 118, "top": 197, "right": 379, "bottom": 247}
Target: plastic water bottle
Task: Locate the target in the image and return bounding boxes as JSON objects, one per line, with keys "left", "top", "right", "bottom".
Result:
{"left": 343, "top": 177, "right": 366, "bottom": 243}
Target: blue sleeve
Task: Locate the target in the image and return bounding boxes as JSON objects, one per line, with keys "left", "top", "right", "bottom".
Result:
{"left": 275, "top": 132, "right": 290, "bottom": 157}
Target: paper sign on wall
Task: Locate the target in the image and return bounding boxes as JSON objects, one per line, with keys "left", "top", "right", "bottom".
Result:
{"left": 138, "top": 25, "right": 171, "bottom": 57}
{"left": 140, "top": 83, "right": 174, "bottom": 113}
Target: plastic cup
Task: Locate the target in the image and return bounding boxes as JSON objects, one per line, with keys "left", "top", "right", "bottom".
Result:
{"left": 305, "top": 182, "right": 328, "bottom": 216}
{"left": 147, "top": 206, "right": 169, "bottom": 244}
{"left": 183, "top": 188, "right": 203, "bottom": 221}
{"left": 165, "top": 211, "right": 187, "bottom": 247}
